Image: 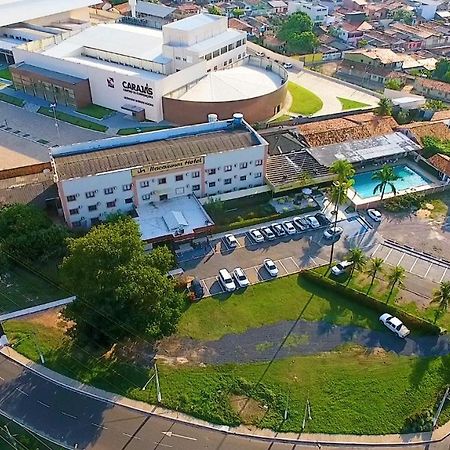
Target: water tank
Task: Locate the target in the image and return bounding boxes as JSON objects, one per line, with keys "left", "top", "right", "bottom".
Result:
{"left": 208, "top": 113, "right": 218, "bottom": 123}
{"left": 233, "top": 112, "right": 244, "bottom": 125}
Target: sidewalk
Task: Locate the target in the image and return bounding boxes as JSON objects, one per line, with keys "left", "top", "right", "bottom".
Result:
{"left": 2, "top": 345, "right": 450, "bottom": 447}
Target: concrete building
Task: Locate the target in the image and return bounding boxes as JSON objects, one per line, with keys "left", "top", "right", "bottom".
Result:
{"left": 51, "top": 115, "right": 268, "bottom": 241}
{"left": 133, "top": 2, "right": 176, "bottom": 29}
{"left": 11, "top": 13, "right": 287, "bottom": 124}
{"left": 287, "top": 1, "right": 329, "bottom": 25}
{"left": 268, "top": 0, "right": 288, "bottom": 14}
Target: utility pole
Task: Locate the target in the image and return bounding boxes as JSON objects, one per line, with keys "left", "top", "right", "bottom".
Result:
{"left": 154, "top": 362, "right": 161, "bottom": 403}
{"left": 50, "top": 102, "right": 60, "bottom": 141}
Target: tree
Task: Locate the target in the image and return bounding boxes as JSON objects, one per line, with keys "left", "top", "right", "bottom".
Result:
{"left": 277, "top": 12, "right": 318, "bottom": 54}
{"left": 61, "top": 216, "right": 184, "bottom": 346}
{"left": 395, "top": 109, "right": 410, "bottom": 125}
{"left": 347, "top": 247, "right": 367, "bottom": 278}
{"left": 366, "top": 257, "right": 384, "bottom": 293}
{"left": 392, "top": 9, "right": 414, "bottom": 25}
{"left": 232, "top": 7, "right": 244, "bottom": 17}
{"left": 431, "top": 281, "right": 450, "bottom": 322}
{"left": 0, "top": 203, "right": 68, "bottom": 262}
{"left": 372, "top": 165, "right": 400, "bottom": 200}
{"left": 330, "top": 159, "right": 355, "bottom": 183}
{"left": 387, "top": 265, "right": 406, "bottom": 299}
{"left": 208, "top": 5, "right": 222, "bottom": 15}
{"left": 375, "top": 97, "right": 393, "bottom": 116}
{"left": 286, "top": 31, "right": 319, "bottom": 54}
{"left": 384, "top": 78, "right": 403, "bottom": 91}
{"left": 432, "top": 58, "right": 450, "bottom": 82}
{"left": 425, "top": 99, "right": 447, "bottom": 111}
{"left": 357, "top": 38, "right": 368, "bottom": 48}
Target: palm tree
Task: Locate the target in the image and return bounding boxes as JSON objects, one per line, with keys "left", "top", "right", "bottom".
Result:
{"left": 372, "top": 165, "right": 400, "bottom": 200}
{"left": 376, "top": 97, "right": 393, "bottom": 116}
{"left": 330, "top": 159, "right": 355, "bottom": 183}
{"left": 347, "top": 247, "right": 367, "bottom": 279}
{"left": 387, "top": 265, "right": 406, "bottom": 300}
{"left": 328, "top": 179, "right": 353, "bottom": 266}
{"left": 431, "top": 281, "right": 450, "bottom": 322}
{"left": 366, "top": 257, "right": 384, "bottom": 293}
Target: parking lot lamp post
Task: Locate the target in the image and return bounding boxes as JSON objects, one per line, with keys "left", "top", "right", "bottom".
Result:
{"left": 50, "top": 102, "right": 60, "bottom": 141}
{"left": 155, "top": 362, "right": 162, "bottom": 403}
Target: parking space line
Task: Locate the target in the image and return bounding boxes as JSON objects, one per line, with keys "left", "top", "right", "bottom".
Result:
{"left": 371, "top": 243, "right": 381, "bottom": 257}
{"left": 200, "top": 279, "right": 210, "bottom": 297}
{"left": 384, "top": 248, "right": 393, "bottom": 261}
{"left": 278, "top": 259, "right": 288, "bottom": 274}
{"left": 397, "top": 253, "right": 405, "bottom": 266}
{"left": 290, "top": 256, "right": 300, "bottom": 269}
{"left": 440, "top": 268, "right": 448, "bottom": 283}
{"left": 409, "top": 258, "right": 418, "bottom": 273}
{"left": 424, "top": 263, "right": 433, "bottom": 278}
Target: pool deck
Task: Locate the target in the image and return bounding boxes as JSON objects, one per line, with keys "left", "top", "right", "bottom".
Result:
{"left": 348, "top": 159, "right": 446, "bottom": 208}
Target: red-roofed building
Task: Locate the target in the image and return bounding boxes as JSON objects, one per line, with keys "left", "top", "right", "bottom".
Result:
{"left": 429, "top": 153, "right": 450, "bottom": 180}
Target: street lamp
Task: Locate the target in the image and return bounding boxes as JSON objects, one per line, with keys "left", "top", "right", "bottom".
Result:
{"left": 50, "top": 102, "right": 60, "bottom": 141}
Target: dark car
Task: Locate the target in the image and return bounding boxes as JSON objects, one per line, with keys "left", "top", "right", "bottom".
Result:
{"left": 191, "top": 278, "right": 204, "bottom": 299}
{"left": 315, "top": 212, "right": 329, "bottom": 226}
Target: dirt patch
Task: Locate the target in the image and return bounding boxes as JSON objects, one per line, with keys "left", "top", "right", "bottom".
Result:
{"left": 416, "top": 209, "right": 431, "bottom": 219}
{"left": 230, "top": 395, "right": 267, "bottom": 423}
{"left": 156, "top": 335, "right": 209, "bottom": 366}
{"left": 369, "top": 347, "right": 388, "bottom": 357}
{"left": 16, "top": 307, "right": 69, "bottom": 330}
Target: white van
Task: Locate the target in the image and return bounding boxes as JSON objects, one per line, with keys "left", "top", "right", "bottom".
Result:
{"left": 218, "top": 268, "right": 236, "bottom": 292}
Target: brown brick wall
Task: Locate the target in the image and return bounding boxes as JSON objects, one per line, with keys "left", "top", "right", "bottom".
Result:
{"left": 0, "top": 162, "right": 52, "bottom": 181}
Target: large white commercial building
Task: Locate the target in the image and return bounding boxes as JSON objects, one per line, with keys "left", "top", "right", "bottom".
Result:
{"left": 51, "top": 115, "right": 268, "bottom": 241}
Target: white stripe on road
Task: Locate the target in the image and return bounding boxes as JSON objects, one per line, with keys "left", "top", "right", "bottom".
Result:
{"left": 397, "top": 253, "right": 405, "bottom": 266}
{"left": 15, "top": 388, "right": 28, "bottom": 396}
{"left": 371, "top": 243, "right": 381, "bottom": 257}
{"left": 61, "top": 411, "right": 77, "bottom": 419}
{"left": 409, "top": 258, "right": 418, "bottom": 273}
{"left": 200, "top": 279, "right": 210, "bottom": 297}
{"left": 0, "top": 376, "right": 4, "bottom": 381}
{"left": 154, "top": 442, "right": 173, "bottom": 448}
{"left": 122, "top": 433, "right": 141, "bottom": 440}
{"left": 278, "top": 259, "right": 288, "bottom": 274}
{"left": 424, "top": 263, "right": 433, "bottom": 278}
{"left": 290, "top": 256, "right": 300, "bottom": 269}
{"left": 440, "top": 268, "right": 448, "bottom": 283}
{"left": 37, "top": 400, "right": 49, "bottom": 408}
{"left": 91, "top": 423, "right": 108, "bottom": 430}
{"left": 384, "top": 248, "right": 393, "bottom": 261}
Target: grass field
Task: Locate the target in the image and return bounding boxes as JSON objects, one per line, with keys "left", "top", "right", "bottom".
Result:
{"left": 0, "top": 92, "right": 24, "bottom": 107}
{"left": 337, "top": 97, "right": 370, "bottom": 111}
{"left": 269, "top": 114, "right": 292, "bottom": 123}
{"left": 77, "top": 104, "right": 113, "bottom": 119}
{"left": 0, "top": 67, "right": 12, "bottom": 80}
{"left": 287, "top": 82, "right": 323, "bottom": 116}
{"left": 177, "top": 273, "right": 383, "bottom": 341}
{"left": 38, "top": 107, "right": 107, "bottom": 132}
{"left": 5, "top": 318, "right": 450, "bottom": 434}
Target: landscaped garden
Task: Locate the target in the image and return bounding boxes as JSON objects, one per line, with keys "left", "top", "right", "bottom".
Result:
{"left": 337, "top": 97, "right": 370, "bottom": 111}
{"left": 287, "top": 81, "right": 323, "bottom": 116}
{"left": 38, "top": 107, "right": 108, "bottom": 132}
{"left": 0, "top": 92, "right": 24, "bottom": 107}
{"left": 76, "top": 104, "right": 114, "bottom": 119}
{"left": 0, "top": 67, "right": 12, "bottom": 80}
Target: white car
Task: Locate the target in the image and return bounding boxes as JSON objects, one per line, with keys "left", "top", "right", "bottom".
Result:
{"left": 218, "top": 268, "right": 236, "bottom": 292}
{"left": 224, "top": 233, "right": 238, "bottom": 248}
{"left": 331, "top": 260, "right": 353, "bottom": 276}
{"left": 249, "top": 228, "right": 264, "bottom": 243}
{"left": 271, "top": 223, "right": 286, "bottom": 237}
{"left": 282, "top": 221, "right": 297, "bottom": 234}
{"left": 306, "top": 216, "right": 320, "bottom": 229}
{"left": 323, "top": 226, "right": 344, "bottom": 240}
{"left": 264, "top": 258, "right": 279, "bottom": 277}
{"left": 367, "top": 208, "right": 382, "bottom": 222}
{"left": 293, "top": 216, "right": 308, "bottom": 231}
{"left": 233, "top": 267, "right": 250, "bottom": 288}
{"left": 283, "top": 62, "right": 293, "bottom": 69}
{"left": 379, "top": 313, "right": 410, "bottom": 338}
{"left": 261, "top": 226, "right": 276, "bottom": 240}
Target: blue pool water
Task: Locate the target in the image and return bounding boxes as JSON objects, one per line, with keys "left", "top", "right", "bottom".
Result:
{"left": 353, "top": 165, "right": 431, "bottom": 199}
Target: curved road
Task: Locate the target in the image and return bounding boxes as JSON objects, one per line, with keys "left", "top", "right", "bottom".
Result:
{"left": 0, "top": 354, "right": 450, "bottom": 450}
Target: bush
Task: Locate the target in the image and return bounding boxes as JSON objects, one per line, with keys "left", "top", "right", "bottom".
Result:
{"left": 384, "top": 193, "right": 425, "bottom": 212}
{"left": 302, "top": 271, "right": 443, "bottom": 335}
{"left": 402, "top": 409, "right": 434, "bottom": 433}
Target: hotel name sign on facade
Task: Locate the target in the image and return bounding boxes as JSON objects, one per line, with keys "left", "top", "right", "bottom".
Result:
{"left": 131, "top": 156, "right": 205, "bottom": 176}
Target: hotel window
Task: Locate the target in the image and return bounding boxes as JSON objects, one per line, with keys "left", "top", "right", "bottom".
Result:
{"left": 175, "top": 174, "right": 184, "bottom": 181}
{"left": 192, "top": 184, "right": 200, "bottom": 191}
{"left": 175, "top": 187, "right": 185, "bottom": 195}
{"left": 85, "top": 191, "right": 95, "bottom": 199}
{"left": 207, "top": 168, "right": 216, "bottom": 175}
{"left": 224, "top": 165, "right": 232, "bottom": 172}
{"left": 125, "top": 197, "right": 133, "bottom": 204}
{"left": 239, "top": 162, "right": 248, "bottom": 169}
{"left": 255, "top": 159, "right": 263, "bottom": 166}
{"left": 229, "top": 59, "right": 232, "bottom": 64}
{"left": 213, "top": 49, "right": 220, "bottom": 58}
{"left": 255, "top": 172, "right": 262, "bottom": 178}
{"left": 69, "top": 208, "right": 79, "bottom": 215}
{"left": 224, "top": 178, "right": 232, "bottom": 185}
{"left": 192, "top": 171, "right": 200, "bottom": 178}
{"left": 140, "top": 181, "right": 150, "bottom": 188}
{"left": 240, "top": 175, "right": 247, "bottom": 181}
{"left": 158, "top": 178, "right": 167, "bottom": 185}
{"left": 122, "top": 184, "right": 132, "bottom": 191}
{"left": 209, "top": 182, "right": 216, "bottom": 188}
{"left": 228, "top": 43, "right": 235, "bottom": 51}
{"left": 104, "top": 187, "right": 114, "bottom": 195}
{"left": 175, "top": 56, "right": 181, "bottom": 60}
{"left": 205, "top": 53, "right": 212, "bottom": 61}
{"left": 142, "top": 193, "right": 151, "bottom": 201}
{"left": 88, "top": 205, "right": 97, "bottom": 212}
{"left": 106, "top": 200, "right": 116, "bottom": 208}
{"left": 66, "top": 195, "right": 76, "bottom": 202}
{"left": 221, "top": 46, "right": 227, "bottom": 54}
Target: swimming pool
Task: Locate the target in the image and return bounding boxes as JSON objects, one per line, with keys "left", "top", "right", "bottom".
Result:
{"left": 353, "top": 165, "right": 432, "bottom": 199}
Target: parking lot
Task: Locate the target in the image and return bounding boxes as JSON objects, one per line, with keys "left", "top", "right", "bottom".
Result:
{"left": 371, "top": 242, "right": 450, "bottom": 284}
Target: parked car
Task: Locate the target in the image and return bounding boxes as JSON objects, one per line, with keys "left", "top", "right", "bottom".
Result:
{"left": 306, "top": 215, "right": 320, "bottom": 229}
{"left": 249, "top": 228, "right": 264, "bottom": 243}
{"left": 315, "top": 212, "right": 329, "bottom": 226}
{"left": 264, "top": 258, "right": 279, "bottom": 277}
{"left": 379, "top": 313, "right": 410, "bottom": 338}
{"left": 224, "top": 233, "right": 238, "bottom": 248}
{"left": 233, "top": 267, "right": 250, "bottom": 288}
{"left": 190, "top": 278, "right": 204, "bottom": 299}
{"left": 283, "top": 62, "right": 293, "bottom": 69}
{"left": 367, "top": 208, "right": 382, "bottom": 222}
{"left": 282, "top": 221, "right": 297, "bottom": 234}
{"left": 323, "top": 226, "right": 344, "bottom": 240}
{"left": 331, "top": 260, "right": 353, "bottom": 276}
{"left": 272, "top": 222, "right": 286, "bottom": 237}
{"left": 292, "top": 216, "right": 307, "bottom": 231}
{"left": 299, "top": 217, "right": 310, "bottom": 228}
{"left": 261, "top": 226, "right": 276, "bottom": 240}
{"left": 218, "top": 268, "right": 236, "bottom": 292}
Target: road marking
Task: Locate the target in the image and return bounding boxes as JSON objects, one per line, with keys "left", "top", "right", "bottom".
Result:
{"left": 15, "top": 388, "right": 28, "bottom": 396}
{"left": 424, "top": 263, "right": 433, "bottom": 278}
{"left": 91, "top": 423, "right": 108, "bottom": 430}
{"left": 290, "top": 256, "right": 300, "bottom": 269}
{"left": 309, "top": 256, "right": 318, "bottom": 266}
{"left": 384, "top": 248, "right": 393, "bottom": 261}
{"left": 162, "top": 431, "right": 197, "bottom": 441}
{"left": 0, "top": 376, "right": 4, "bottom": 381}
{"left": 123, "top": 433, "right": 141, "bottom": 440}
{"left": 409, "top": 258, "right": 418, "bottom": 273}
{"left": 440, "top": 268, "right": 448, "bottom": 283}
{"left": 200, "top": 279, "right": 210, "bottom": 297}
{"left": 397, "top": 253, "right": 405, "bottom": 266}
{"left": 154, "top": 442, "right": 173, "bottom": 448}
{"left": 37, "top": 400, "right": 49, "bottom": 408}
{"left": 371, "top": 243, "right": 381, "bottom": 257}
{"left": 278, "top": 259, "right": 288, "bottom": 274}
{"left": 61, "top": 411, "right": 77, "bottom": 419}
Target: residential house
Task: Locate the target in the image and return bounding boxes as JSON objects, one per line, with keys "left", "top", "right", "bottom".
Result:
{"left": 173, "top": 4, "right": 201, "bottom": 19}
{"left": 390, "top": 22, "right": 450, "bottom": 48}
{"left": 228, "top": 17, "right": 256, "bottom": 36}
{"left": 134, "top": 1, "right": 176, "bottom": 28}
{"left": 414, "top": 77, "right": 450, "bottom": 102}
{"left": 397, "top": 121, "right": 450, "bottom": 145}
{"left": 288, "top": 1, "right": 329, "bottom": 24}
{"left": 330, "top": 21, "right": 370, "bottom": 45}
{"left": 415, "top": 0, "right": 445, "bottom": 20}
{"left": 428, "top": 153, "right": 450, "bottom": 181}
{"left": 363, "top": 29, "right": 406, "bottom": 51}
{"left": 342, "top": 0, "right": 367, "bottom": 12}
{"left": 268, "top": 0, "right": 288, "bottom": 13}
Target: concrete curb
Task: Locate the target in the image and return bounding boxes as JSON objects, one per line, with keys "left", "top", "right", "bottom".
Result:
{"left": 2, "top": 346, "right": 450, "bottom": 447}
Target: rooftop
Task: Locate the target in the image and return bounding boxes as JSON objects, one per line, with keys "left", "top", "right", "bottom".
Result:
{"left": 429, "top": 153, "right": 450, "bottom": 176}
{"left": 399, "top": 121, "right": 450, "bottom": 144}
{"left": 163, "top": 13, "right": 222, "bottom": 31}
{"left": 415, "top": 77, "right": 450, "bottom": 94}
{"left": 268, "top": 0, "right": 288, "bottom": 6}
{"left": 346, "top": 48, "right": 405, "bottom": 64}
{"left": 0, "top": 0, "right": 99, "bottom": 27}
{"left": 135, "top": 1, "right": 176, "bottom": 17}
{"left": 308, "top": 132, "right": 421, "bottom": 167}
{"left": 52, "top": 119, "right": 261, "bottom": 180}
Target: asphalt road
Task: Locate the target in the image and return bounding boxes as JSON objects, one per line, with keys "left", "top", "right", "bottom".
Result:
{"left": 1, "top": 354, "right": 450, "bottom": 450}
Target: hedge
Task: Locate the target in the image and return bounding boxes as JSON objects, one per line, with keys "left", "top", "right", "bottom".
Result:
{"left": 302, "top": 270, "right": 444, "bottom": 336}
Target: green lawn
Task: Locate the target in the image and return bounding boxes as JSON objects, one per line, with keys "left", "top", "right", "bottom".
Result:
{"left": 38, "top": 107, "right": 108, "bottom": 132}
{"left": 117, "top": 126, "right": 172, "bottom": 135}
{"left": 177, "top": 273, "right": 383, "bottom": 341}
{"left": 77, "top": 104, "right": 114, "bottom": 119}
{"left": 269, "top": 114, "right": 292, "bottom": 123}
{"left": 337, "top": 97, "right": 370, "bottom": 111}
{"left": 0, "top": 67, "right": 12, "bottom": 80}
{"left": 0, "top": 264, "right": 66, "bottom": 314}
{"left": 0, "top": 92, "right": 24, "bottom": 107}
{"left": 5, "top": 319, "right": 450, "bottom": 435}
{"left": 287, "top": 81, "right": 323, "bottom": 115}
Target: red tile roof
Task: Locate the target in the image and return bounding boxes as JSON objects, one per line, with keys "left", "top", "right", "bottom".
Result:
{"left": 429, "top": 153, "right": 450, "bottom": 175}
